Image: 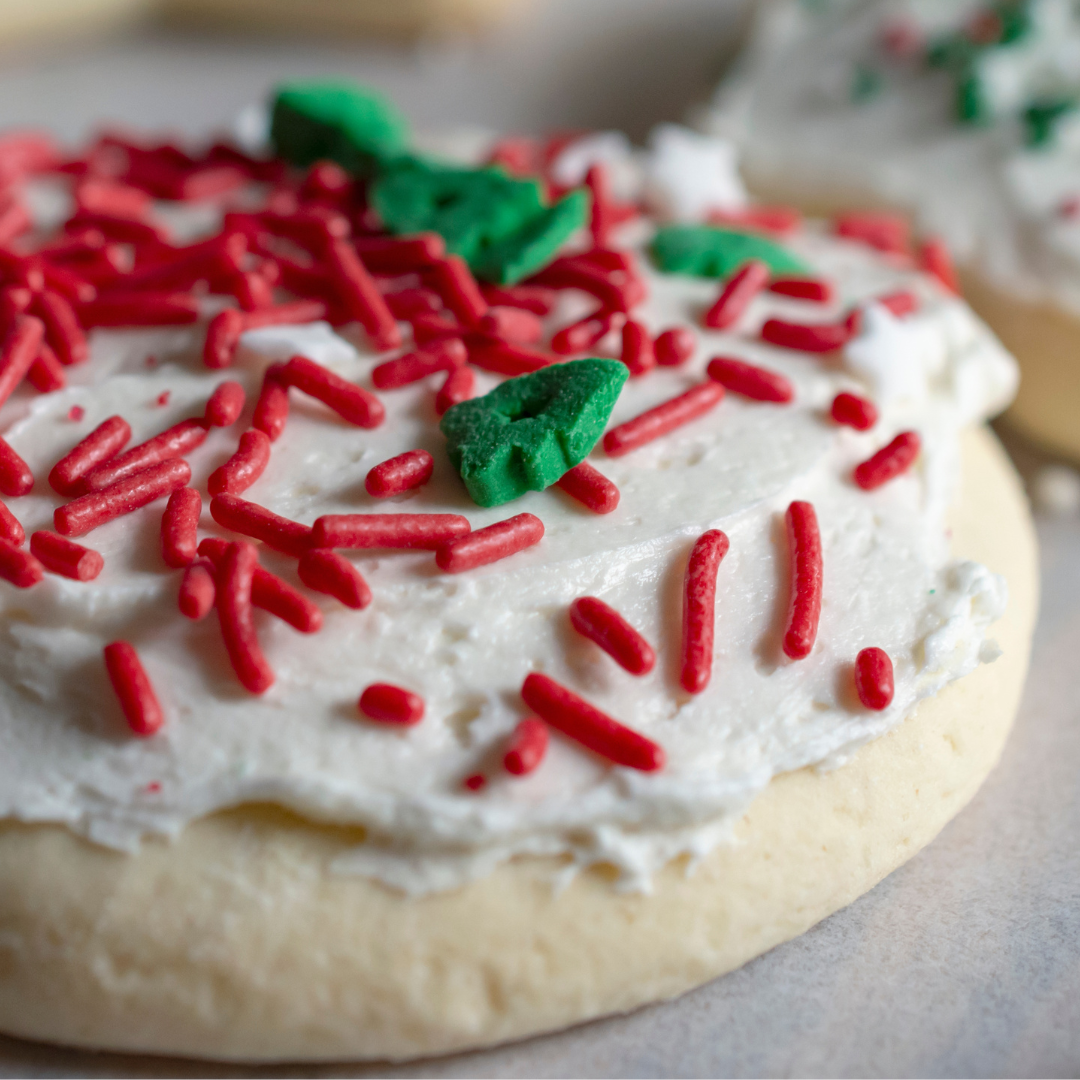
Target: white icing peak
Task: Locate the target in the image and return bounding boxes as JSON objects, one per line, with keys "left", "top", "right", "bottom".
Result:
{"left": 708, "top": 0, "right": 1080, "bottom": 316}
{"left": 0, "top": 178, "right": 1015, "bottom": 895}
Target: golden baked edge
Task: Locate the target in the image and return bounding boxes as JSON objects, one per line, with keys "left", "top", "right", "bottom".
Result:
{"left": 0, "top": 425, "right": 1039, "bottom": 1063}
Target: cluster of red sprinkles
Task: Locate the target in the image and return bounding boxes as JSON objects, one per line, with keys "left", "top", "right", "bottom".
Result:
{"left": 0, "top": 128, "right": 950, "bottom": 771}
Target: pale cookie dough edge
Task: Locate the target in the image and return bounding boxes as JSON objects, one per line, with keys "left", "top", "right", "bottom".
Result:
{"left": 0, "top": 425, "right": 1039, "bottom": 1063}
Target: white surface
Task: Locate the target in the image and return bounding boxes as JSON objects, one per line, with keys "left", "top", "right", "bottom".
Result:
{"left": 0, "top": 5, "right": 1076, "bottom": 1075}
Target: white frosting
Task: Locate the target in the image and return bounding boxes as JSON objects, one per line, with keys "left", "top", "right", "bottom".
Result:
{"left": 706, "top": 0, "right": 1080, "bottom": 315}
{"left": 0, "top": 186, "right": 1016, "bottom": 894}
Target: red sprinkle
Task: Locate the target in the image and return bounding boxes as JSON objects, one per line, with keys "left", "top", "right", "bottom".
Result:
{"left": 325, "top": 239, "right": 401, "bottom": 351}
{"left": 463, "top": 772, "right": 487, "bottom": 791}
{"left": 679, "top": 529, "right": 730, "bottom": 694}
{"left": 253, "top": 364, "right": 290, "bottom": 442}
{"left": 55, "top": 458, "right": 191, "bottom": 538}
{"left": 435, "top": 512, "right": 543, "bottom": 573}
{"left": 477, "top": 306, "right": 544, "bottom": 345}
{"left": 831, "top": 391, "right": 878, "bottom": 431}
{"left": 78, "top": 293, "right": 199, "bottom": 328}
{"left": 359, "top": 682, "right": 424, "bottom": 725}
{"left": 0, "top": 536, "right": 42, "bottom": 588}
{"left": 27, "top": 343, "right": 67, "bottom": 392}
{"left": 920, "top": 236, "right": 960, "bottom": 295}
{"left": 503, "top": 717, "right": 549, "bottom": 775}
{"left": 429, "top": 255, "right": 488, "bottom": 328}
{"left": 603, "top": 381, "right": 724, "bottom": 457}
{"left": 707, "top": 356, "right": 794, "bottom": 403}
{"left": 0, "top": 315, "right": 45, "bottom": 409}
{"left": 160, "top": 486, "right": 201, "bottom": 567}
{"left": 853, "top": 431, "right": 921, "bottom": 490}
{"left": 555, "top": 461, "right": 620, "bottom": 514}
{"left": 155, "top": 391, "right": 171, "bottom": 407}
{"left": 313, "top": 512, "right": 470, "bottom": 550}
{"left": 768, "top": 276, "right": 835, "bottom": 303}
{"left": 551, "top": 309, "right": 621, "bottom": 355}
{"left": 620, "top": 319, "right": 656, "bottom": 377}
{"left": 204, "top": 380, "right": 246, "bottom": 427}
{"left": 654, "top": 326, "right": 696, "bottom": 367}
{"left": 855, "top": 647, "right": 895, "bottom": 710}
{"left": 103, "top": 641, "right": 164, "bottom": 735}
{"left": 208, "top": 429, "right": 271, "bottom": 496}
{"left": 82, "top": 418, "right": 208, "bottom": 491}
{"left": 480, "top": 285, "right": 556, "bottom": 316}
{"left": 365, "top": 449, "right": 434, "bottom": 498}
{"left": 198, "top": 537, "right": 322, "bottom": 631}
{"left": 32, "top": 291, "right": 88, "bottom": 366}
{"left": 281, "top": 355, "right": 384, "bottom": 428}
{"left": 435, "top": 365, "right": 476, "bottom": 416}
{"left": 372, "top": 338, "right": 467, "bottom": 390}
{"left": 355, "top": 233, "right": 445, "bottom": 273}
{"left": 520, "top": 672, "right": 664, "bottom": 772}
{"left": 0, "top": 497, "right": 24, "bottom": 545}
{"left": 0, "top": 436, "right": 34, "bottom": 496}
{"left": 877, "top": 290, "right": 919, "bottom": 318}
{"left": 760, "top": 318, "right": 854, "bottom": 353}
{"left": 783, "top": 501, "right": 823, "bottom": 661}
{"left": 834, "top": 212, "right": 910, "bottom": 256}
{"left": 209, "top": 494, "right": 312, "bottom": 556}
{"left": 68, "top": 405, "right": 85, "bottom": 422}
{"left": 297, "top": 548, "right": 372, "bottom": 609}
{"left": 703, "top": 260, "right": 770, "bottom": 330}
{"left": 49, "top": 415, "right": 131, "bottom": 496}
{"left": 384, "top": 287, "right": 442, "bottom": 321}
{"left": 569, "top": 596, "right": 655, "bottom": 676}
{"left": 202, "top": 308, "right": 245, "bottom": 369}
{"left": 216, "top": 540, "right": 275, "bottom": 694}
{"left": 468, "top": 338, "right": 553, "bottom": 377}
{"left": 177, "top": 558, "right": 215, "bottom": 619}
{"left": 30, "top": 530, "right": 103, "bottom": 581}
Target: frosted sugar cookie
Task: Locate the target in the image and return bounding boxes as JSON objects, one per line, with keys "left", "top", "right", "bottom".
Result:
{"left": 706, "top": 0, "right": 1080, "bottom": 460}
{"left": 0, "top": 82, "right": 1035, "bottom": 1060}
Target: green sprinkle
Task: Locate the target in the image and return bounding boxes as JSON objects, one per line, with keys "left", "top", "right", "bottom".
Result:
{"left": 957, "top": 67, "right": 990, "bottom": 123}
{"left": 371, "top": 157, "right": 588, "bottom": 284}
{"left": 441, "top": 359, "right": 628, "bottom": 508}
{"left": 650, "top": 225, "right": 810, "bottom": 278}
{"left": 1024, "top": 97, "right": 1077, "bottom": 147}
{"left": 270, "top": 80, "right": 409, "bottom": 176}
{"left": 850, "top": 63, "right": 884, "bottom": 103}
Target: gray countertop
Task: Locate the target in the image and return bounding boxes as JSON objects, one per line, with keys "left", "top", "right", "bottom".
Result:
{"left": 0, "top": 6, "right": 1076, "bottom": 1075}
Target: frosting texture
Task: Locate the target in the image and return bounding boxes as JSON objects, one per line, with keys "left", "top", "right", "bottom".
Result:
{"left": 0, "top": 186, "right": 1016, "bottom": 893}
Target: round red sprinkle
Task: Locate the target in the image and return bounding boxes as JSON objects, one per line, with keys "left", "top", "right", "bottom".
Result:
{"left": 855, "top": 647, "right": 895, "bottom": 711}
{"left": 68, "top": 405, "right": 85, "bottom": 421}
{"left": 463, "top": 773, "right": 487, "bottom": 791}
{"left": 831, "top": 391, "right": 878, "bottom": 431}
{"left": 654, "top": 326, "right": 695, "bottom": 367}
{"left": 359, "top": 682, "right": 424, "bottom": 726}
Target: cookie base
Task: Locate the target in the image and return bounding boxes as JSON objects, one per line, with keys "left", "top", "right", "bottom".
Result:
{"left": 0, "top": 426, "right": 1038, "bottom": 1063}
